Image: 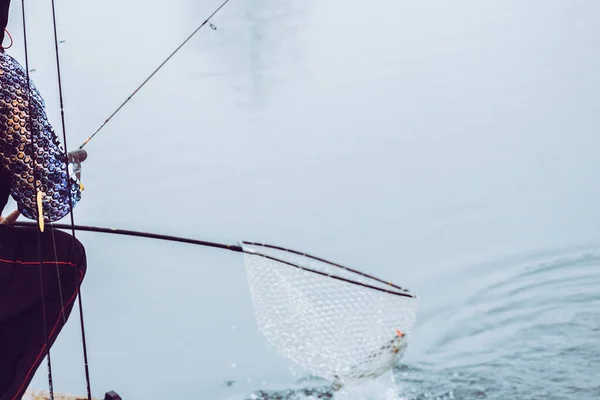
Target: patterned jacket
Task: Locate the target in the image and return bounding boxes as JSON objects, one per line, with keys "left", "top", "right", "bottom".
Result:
{"left": 0, "top": 50, "right": 81, "bottom": 222}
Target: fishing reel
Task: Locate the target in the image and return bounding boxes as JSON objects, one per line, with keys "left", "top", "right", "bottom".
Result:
{"left": 67, "top": 149, "right": 88, "bottom": 164}
{"left": 67, "top": 149, "right": 88, "bottom": 189}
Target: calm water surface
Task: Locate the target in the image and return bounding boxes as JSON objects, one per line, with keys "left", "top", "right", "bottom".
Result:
{"left": 6, "top": 0, "right": 599, "bottom": 398}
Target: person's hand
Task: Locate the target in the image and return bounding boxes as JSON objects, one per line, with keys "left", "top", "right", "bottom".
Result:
{"left": 68, "top": 149, "right": 88, "bottom": 181}
{"left": 0, "top": 209, "right": 20, "bottom": 225}
{"left": 68, "top": 149, "right": 88, "bottom": 164}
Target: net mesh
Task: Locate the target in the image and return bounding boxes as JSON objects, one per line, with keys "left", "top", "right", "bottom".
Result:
{"left": 242, "top": 242, "right": 417, "bottom": 383}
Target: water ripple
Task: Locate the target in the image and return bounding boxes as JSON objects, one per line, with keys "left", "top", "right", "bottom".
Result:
{"left": 410, "top": 247, "right": 600, "bottom": 399}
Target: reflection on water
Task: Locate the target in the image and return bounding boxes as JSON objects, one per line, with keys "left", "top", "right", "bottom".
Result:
{"left": 191, "top": 0, "right": 307, "bottom": 107}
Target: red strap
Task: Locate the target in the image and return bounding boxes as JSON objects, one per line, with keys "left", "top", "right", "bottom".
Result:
{"left": 1, "top": 28, "right": 13, "bottom": 49}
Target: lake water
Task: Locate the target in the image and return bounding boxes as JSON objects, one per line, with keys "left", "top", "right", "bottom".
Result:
{"left": 6, "top": 0, "right": 599, "bottom": 398}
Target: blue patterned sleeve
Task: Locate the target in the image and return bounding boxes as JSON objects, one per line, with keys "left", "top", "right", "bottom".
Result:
{"left": 0, "top": 51, "right": 82, "bottom": 222}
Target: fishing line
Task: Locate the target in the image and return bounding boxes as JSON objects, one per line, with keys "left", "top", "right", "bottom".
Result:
{"left": 19, "top": 1, "right": 55, "bottom": 398}
{"left": 49, "top": 0, "right": 93, "bottom": 396}
{"left": 79, "top": 0, "right": 234, "bottom": 150}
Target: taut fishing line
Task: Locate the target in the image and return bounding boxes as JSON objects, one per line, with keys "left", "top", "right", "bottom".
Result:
{"left": 78, "top": 0, "right": 234, "bottom": 150}
{"left": 48, "top": 0, "right": 93, "bottom": 396}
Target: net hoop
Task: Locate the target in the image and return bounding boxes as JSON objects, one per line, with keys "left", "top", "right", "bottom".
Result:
{"left": 241, "top": 241, "right": 416, "bottom": 299}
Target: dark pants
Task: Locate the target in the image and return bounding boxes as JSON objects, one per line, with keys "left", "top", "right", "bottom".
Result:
{"left": 0, "top": 225, "right": 86, "bottom": 400}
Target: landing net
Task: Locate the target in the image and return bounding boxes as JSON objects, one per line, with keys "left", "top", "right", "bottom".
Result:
{"left": 241, "top": 242, "right": 417, "bottom": 383}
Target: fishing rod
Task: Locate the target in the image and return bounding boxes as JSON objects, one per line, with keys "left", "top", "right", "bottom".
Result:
{"left": 13, "top": 221, "right": 415, "bottom": 299}
{"left": 79, "top": 0, "right": 233, "bottom": 150}
{"left": 15, "top": 221, "right": 244, "bottom": 252}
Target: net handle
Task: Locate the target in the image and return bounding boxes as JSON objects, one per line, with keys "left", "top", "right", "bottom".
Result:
{"left": 12, "top": 222, "right": 415, "bottom": 298}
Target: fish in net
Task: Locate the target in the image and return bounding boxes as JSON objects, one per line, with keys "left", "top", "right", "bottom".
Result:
{"left": 241, "top": 242, "right": 417, "bottom": 389}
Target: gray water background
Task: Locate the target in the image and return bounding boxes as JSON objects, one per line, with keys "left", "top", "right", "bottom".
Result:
{"left": 5, "top": 0, "right": 599, "bottom": 398}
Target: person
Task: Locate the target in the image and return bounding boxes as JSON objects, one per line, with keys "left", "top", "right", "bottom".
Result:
{"left": 0, "top": 1, "right": 89, "bottom": 398}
